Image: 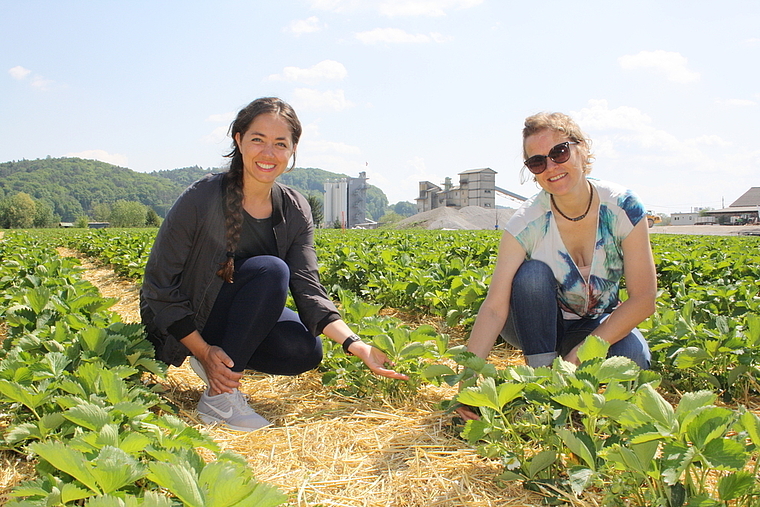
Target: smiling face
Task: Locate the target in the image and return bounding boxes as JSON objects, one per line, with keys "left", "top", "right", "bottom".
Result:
{"left": 524, "top": 129, "right": 587, "bottom": 197}
{"left": 234, "top": 113, "right": 296, "bottom": 189}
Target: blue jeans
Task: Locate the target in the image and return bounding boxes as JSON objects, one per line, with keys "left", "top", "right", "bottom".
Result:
{"left": 201, "top": 255, "right": 323, "bottom": 375}
{"left": 499, "top": 259, "right": 650, "bottom": 369}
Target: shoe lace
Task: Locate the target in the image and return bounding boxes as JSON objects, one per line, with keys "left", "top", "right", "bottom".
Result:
{"left": 229, "top": 390, "right": 254, "bottom": 413}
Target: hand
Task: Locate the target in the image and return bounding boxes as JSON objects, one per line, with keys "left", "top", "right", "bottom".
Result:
{"left": 454, "top": 404, "right": 480, "bottom": 421}
{"left": 198, "top": 345, "right": 244, "bottom": 395}
{"left": 350, "top": 341, "right": 410, "bottom": 381}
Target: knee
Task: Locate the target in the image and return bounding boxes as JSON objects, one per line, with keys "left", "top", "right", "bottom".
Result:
{"left": 237, "top": 255, "right": 289, "bottom": 286}
{"left": 512, "top": 260, "right": 555, "bottom": 297}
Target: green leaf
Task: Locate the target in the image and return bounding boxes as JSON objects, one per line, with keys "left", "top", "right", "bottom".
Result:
{"left": 496, "top": 382, "right": 524, "bottom": 407}
{"left": 29, "top": 441, "right": 101, "bottom": 494}
{"left": 422, "top": 364, "right": 456, "bottom": 380}
{"left": 64, "top": 402, "right": 111, "bottom": 431}
{"left": 200, "top": 461, "right": 255, "bottom": 507}
{"left": 576, "top": 334, "right": 609, "bottom": 363}
{"left": 0, "top": 378, "right": 49, "bottom": 411}
{"left": 371, "top": 334, "right": 395, "bottom": 355}
{"left": 526, "top": 450, "right": 556, "bottom": 479}
{"left": 701, "top": 438, "right": 748, "bottom": 471}
{"left": 685, "top": 406, "right": 734, "bottom": 449}
{"left": 717, "top": 471, "right": 757, "bottom": 501}
{"left": 26, "top": 286, "right": 51, "bottom": 314}
{"left": 596, "top": 356, "right": 639, "bottom": 382}
{"left": 456, "top": 378, "right": 501, "bottom": 411}
{"left": 661, "top": 442, "right": 696, "bottom": 486}
{"left": 60, "top": 483, "right": 91, "bottom": 504}
{"left": 398, "top": 342, "right": 427, "bottom": 359}
{"left": 147, "top": 460, "right": 204, "bottom": 507}
{"left": 556, "top": 428, "right": 596, "bottom": 470}
{"left": 91, "top": 446, "right": 146, "bottom": 494}
{"left": 674, "top": 390, "right": 716, "bottom": 425}
{"left": 674, "top": 346, "right": 710, "bottom": 368}
{"left": 737, "top": 410, "right": 760, "bottom": 447}
{"left": 636, "top": 383, "right": 675, "bottom": 430}
{"left": 231, "top": 481, "right": 288, "bottom": 507}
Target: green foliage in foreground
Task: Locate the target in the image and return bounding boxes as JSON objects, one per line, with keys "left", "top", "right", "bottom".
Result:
{"left": 0, "top": 232, "right": 286, "bottom": 506}
{"left": 426, "top": 336, "right": 760, "bottom": 506}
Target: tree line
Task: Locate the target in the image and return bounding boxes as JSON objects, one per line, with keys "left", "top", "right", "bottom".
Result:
{"left": 0, "top": 157, "right": 414, "bottom": 229}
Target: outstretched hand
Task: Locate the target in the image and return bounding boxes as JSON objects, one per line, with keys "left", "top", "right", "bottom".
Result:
{"left": 351, "top": 342, "right": 409, "bottom": 380}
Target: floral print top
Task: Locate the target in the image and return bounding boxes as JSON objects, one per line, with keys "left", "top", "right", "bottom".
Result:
{"left": 505, "top": 179, "right": 646, "bottom": 319}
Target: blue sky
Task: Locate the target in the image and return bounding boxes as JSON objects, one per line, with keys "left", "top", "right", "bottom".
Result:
{"left": 2, "top": 0, "right": 758, "bottom": 213}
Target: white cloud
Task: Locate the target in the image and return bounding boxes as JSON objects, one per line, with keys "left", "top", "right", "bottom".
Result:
{"left": 201, "top": 125, "right": 231, "bottom": 147}
{"left": 206, "top": 111, "right": 236, "bottom": 123}
{"left": 618, "top": 50, "right": 700, "bottom": 84}
{"left": 685, "top": 135, "right": 732, "bottom": 148}
{"left": 307, "top": 0, "right": 482, "bottom": 16}
{"left": 355, "top": 28, "right": 442, "bottom": 44}
{"left": 285, "top": 16, "right": 325, "bottom": 35}
{"left": 569, "top": 99, "right": 758, "bottom": 213}
{"left": 268, "top": 60, "right": 347, "bottom": 84}
{"left": 66, "top": 150, "right": 129, "bottom": 167}
{"left": 9, "top": 66, "right": 54, "bottom": 90}
{"left": 291, "top": 88, "right": 353, "bottom": 111}
{"left": 715, "top": 98, "right": 757, "bottom": 107}
{"left": 378, "top": 0, "right": 483, "bottom": 17}
{"left": 297, "top": 122, "right": 363, "bottom": 176}
{"left": 9, "top": 66, "right": 31, "bottom": 80}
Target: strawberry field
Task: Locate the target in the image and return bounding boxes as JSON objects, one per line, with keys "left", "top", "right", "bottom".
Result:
{"left": 1, "top": 228, "right": 759, "bottom": 506}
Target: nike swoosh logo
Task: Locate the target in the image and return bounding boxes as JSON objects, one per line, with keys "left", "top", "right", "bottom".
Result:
{"left": 206, "top": 403, "right": 234, "bottom": 419}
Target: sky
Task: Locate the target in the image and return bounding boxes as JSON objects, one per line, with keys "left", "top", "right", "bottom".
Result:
{"left": 1, "top": 0, "right": 758, "bottom": 214}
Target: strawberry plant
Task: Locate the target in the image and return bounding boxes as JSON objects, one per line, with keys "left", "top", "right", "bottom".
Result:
{"left": 0, "top": 232, "right": 288, "bottom": 507}
{"left": 427, "top": 336, "right": 760, "bottom": 505}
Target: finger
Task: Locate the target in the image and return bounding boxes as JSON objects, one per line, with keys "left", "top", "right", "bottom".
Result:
{"left": 372, "top": 366, "right": 409, "bottom": 380}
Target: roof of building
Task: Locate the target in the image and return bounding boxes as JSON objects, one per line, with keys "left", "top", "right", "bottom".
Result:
{"left": 730, "top": 187, "right": 760, "bottom": 207}
{"left": 459, "top": 167, "right": 496, "bottom": 175}
{"left": 705, "top": 206, "right": 759, "bottom": 215}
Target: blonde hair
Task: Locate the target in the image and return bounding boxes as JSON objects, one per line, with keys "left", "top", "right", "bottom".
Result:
{"left": 520, "top": 112, "right": 594, "bottom": 183}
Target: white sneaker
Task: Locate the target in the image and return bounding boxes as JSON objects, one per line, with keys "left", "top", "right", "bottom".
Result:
{"left": 197, "top": 389, "right": 271, "bottom": 432}
{"left": 188, "top": 356, "right": 209, "bottom": 385}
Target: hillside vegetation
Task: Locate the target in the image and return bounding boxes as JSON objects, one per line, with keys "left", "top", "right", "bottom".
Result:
{"left": 0, "top": 158, "right": 390, "bottom": 222}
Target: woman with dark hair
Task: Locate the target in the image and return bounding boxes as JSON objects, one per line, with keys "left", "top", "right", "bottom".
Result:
{"left": 456, "top": 112, "right": 657, "bottom": 421}
{"left": 141, "top": 97, "right": 407, "bottom": 432}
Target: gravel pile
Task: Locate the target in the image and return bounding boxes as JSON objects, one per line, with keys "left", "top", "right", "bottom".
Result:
{"left": 394, "top": 206, "right": 516, "bottom": 230}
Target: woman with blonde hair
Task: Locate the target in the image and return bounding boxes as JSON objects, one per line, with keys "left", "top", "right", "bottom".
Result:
{"left": 457, "top": 112, "right": 656, "bottom": 420}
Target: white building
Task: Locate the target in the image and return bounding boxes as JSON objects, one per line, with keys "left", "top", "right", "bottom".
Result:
{"left": 324, "top": 171, "right": 369, "bottom": 228}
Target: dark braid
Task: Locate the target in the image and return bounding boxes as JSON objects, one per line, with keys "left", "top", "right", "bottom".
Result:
{"left": 216, "top": 97, "right": 302, "bottom": 283}
{"left": 216, "top": 163, "right": 244, "bottom": 283}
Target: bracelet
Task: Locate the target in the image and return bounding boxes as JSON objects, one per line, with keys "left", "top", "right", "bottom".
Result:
{"left": 342, "top": 334, "right": 363, "bottom": 355}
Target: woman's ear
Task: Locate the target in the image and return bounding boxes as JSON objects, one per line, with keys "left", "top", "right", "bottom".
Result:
{"left": 234, "top": 132, "right": 242, "bottom": 149}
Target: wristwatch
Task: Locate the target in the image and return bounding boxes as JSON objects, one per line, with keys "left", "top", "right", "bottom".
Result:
{"left": 342, "top": 334, "right": 363, "bottom": 355}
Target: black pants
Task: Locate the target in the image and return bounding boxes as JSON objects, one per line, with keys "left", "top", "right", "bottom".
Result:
{"left": 201, "top": 255, "right": 323, "bottom": 375}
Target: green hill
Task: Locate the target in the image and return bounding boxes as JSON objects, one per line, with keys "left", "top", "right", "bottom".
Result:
{"left": 0, "top": 158, "right": 389, "bottom": 222}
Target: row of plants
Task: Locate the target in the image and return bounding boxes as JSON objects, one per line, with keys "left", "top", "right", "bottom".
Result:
{"left": 425, "top": 336, "right": 760, "bottom": 506}
{"left": 26, "top": 228, "right": 760, "bottom": 504}
{"left": 55, "top": 228, "right": 760, "bottom": 402}
{"left": 0, "top": 231, "right": 286, "bottom": 506}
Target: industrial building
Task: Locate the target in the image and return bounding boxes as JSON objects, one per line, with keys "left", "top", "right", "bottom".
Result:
{"left": 323, "top": 171, "right": 373, "bottom": 229}
{"left": 416, "top": 168, "right": 526, "bottom": 213}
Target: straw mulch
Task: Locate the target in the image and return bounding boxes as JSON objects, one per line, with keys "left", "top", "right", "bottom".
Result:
{"left": 0, "top": 248, "right": 550, "bottom": 506}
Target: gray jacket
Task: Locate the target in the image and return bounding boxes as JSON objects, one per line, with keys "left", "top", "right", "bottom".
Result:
{"left": 140, "top": 173, "right": 340, "bottom": 366}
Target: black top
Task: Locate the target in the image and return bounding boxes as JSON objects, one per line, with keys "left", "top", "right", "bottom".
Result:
{"left": 236, "top": 211, "right": 277, "bottom": 259}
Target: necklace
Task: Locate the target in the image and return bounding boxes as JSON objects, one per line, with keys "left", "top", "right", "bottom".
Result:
{"left": 551, "top": 183, "right": 594, "bottom": 222}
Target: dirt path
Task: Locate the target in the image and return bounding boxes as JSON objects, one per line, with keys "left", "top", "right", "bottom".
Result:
{"left": 57, "top": 248, "right": 141, "bottom": 322}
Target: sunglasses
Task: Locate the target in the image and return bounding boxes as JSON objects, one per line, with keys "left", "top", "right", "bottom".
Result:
{"left": 524, "top": 141, "right": 579, "bottom": 174}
